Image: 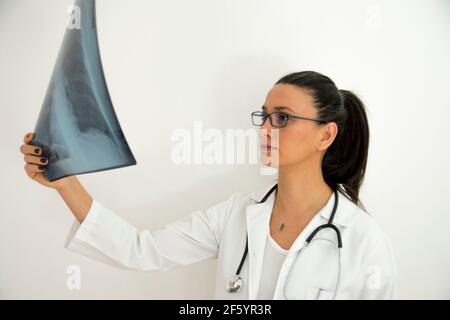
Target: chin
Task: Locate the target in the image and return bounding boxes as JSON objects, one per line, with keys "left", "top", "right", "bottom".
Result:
{"left": 260, "top": 154, "right": 284, "bottom": 169}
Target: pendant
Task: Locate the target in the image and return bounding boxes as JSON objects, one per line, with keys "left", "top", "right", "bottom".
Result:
{"left": 278, "top": 222, "right": 285, "bottom": 231}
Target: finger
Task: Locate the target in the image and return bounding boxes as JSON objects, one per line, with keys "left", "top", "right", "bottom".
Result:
{"left": 24, "top": 163, "right": 45, "bottom": 178}
{"left": 24, "top": 154, "right": 48, "bottom": 166}
{"left": 23, "top": 132, "right": 34, "bottom": 144}
{"left": 20, "top": 144, "right": 42, "bottom": 156}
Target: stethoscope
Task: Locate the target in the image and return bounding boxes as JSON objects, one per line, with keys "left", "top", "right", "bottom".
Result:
{"left": 225, "top": 183, "right": 343, "bottom": 299}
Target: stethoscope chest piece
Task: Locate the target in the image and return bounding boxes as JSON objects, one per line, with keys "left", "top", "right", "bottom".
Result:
{"left": 225, "top": 274, "right": 243, "bottom": 293}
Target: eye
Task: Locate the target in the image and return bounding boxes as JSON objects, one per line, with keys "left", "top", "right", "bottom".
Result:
{"left": 275, "top": 112, "right": 288, "bottom": 121}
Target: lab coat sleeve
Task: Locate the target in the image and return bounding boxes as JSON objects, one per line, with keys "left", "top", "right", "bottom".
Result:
{"left": 64, "top": 193, "right": 239, "bottom": 272}
{"left": 357, "top": 234, "right": 398, "bottom": 299}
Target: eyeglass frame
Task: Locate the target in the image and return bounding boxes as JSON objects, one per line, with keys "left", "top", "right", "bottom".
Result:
{"left": 251, "top": 110, "right": 327, "bottom": 128}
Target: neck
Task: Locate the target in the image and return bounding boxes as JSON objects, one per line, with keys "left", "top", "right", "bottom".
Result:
{"left": 274, "top": 156, "right": 333, "bottom": 220}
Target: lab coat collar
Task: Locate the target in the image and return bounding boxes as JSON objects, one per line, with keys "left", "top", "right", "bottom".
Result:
{"left": 244, "top": 180, "right": 358, "bottom": 299}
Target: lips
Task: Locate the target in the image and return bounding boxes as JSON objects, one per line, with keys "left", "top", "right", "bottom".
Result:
{"left": 260, "top": 145, "right": 278, "bottom": 150}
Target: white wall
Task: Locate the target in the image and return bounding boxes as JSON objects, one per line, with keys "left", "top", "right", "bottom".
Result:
{"left": 1, "top": 0, "right": 449, "bottom": 299}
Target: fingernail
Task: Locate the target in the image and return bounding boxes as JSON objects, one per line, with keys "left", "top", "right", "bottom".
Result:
{"left": 35, "top": 148, "right": 40, "bottom": 154}
{"left": 40, "top": 158, "right": 47, "bottom": 163}
{"left": 38, "top": 165, "right": 44, "bottom": 170}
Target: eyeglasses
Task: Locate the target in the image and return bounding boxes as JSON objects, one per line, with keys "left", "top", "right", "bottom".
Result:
{"left": 251, "top": 111, "right": 326, "bottom": 128}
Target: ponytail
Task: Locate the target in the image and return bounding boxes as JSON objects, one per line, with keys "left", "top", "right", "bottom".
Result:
{"left": 275, "top": 71, "right": 370, "bottom": 210}
{"left": 322, "top": 89, "right": 369, "bottom": 210}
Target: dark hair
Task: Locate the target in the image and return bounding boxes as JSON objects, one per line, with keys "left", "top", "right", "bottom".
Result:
{"left": 275, "top": 71, "right": 369, "bottom": 211}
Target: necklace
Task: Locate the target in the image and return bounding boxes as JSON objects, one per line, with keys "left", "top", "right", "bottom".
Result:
{"left": 274, "top": 208, "right": 285, "bottom": 231}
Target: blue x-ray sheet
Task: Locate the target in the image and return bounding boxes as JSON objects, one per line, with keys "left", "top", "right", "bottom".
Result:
{"left": 31, "top": 0, "right": 136, "bottom": 182}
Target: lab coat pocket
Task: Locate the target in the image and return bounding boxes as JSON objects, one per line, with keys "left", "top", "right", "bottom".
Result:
{"left": 304, "top": 287, "right": 334, "bottom": 300}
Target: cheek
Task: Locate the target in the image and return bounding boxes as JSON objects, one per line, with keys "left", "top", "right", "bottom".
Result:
{"left": 279, "top": 127, "right": 316, "bottom": 160}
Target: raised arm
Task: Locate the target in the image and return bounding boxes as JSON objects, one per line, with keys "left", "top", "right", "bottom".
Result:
{"left": 64, "top": 191, "right": 239, "bottom": 271}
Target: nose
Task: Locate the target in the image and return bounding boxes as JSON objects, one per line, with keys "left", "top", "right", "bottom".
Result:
{"left": 261, "top": 114, "right": 276, "bottom": 130}
{"left": 260, "top": 118, "right": 277, "bottom": 144}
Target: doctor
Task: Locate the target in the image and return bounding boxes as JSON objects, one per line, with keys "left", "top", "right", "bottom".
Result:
{"left": 20, "top": 70, "right": 396, "bottom": 299}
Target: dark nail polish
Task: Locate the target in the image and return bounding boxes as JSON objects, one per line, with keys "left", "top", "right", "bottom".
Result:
{"left": 35, "top": 148, "right": 40, "bottom": 154}
{"left": 40, "top": 158, "right": 47, "bottom": 163}
{"left": 38, "top": 165, "right": 44, "bottom": 170}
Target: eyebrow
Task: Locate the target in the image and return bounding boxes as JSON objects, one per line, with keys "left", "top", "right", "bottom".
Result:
{"left": 262, "top": 105, "right": 295, "bottom": 113}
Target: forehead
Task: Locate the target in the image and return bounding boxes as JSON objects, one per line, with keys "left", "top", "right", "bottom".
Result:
{"left": 264, "top": 83, "right": 316, "bottom": 114}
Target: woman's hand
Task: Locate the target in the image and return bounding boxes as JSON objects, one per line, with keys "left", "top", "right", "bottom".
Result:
{"left": 20, "top": 132, "right": 75, "bottom": 190}
{"left": 20, "top": 132, "right": 92, "bottom": 222}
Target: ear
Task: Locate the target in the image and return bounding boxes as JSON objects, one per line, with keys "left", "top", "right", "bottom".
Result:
{"left": 317, "top": 122, "right": 338, "bottom": 151}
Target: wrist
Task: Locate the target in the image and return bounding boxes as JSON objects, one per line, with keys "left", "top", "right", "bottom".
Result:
{"left": 55, "top": 175, "right": 78, "bottom": 193}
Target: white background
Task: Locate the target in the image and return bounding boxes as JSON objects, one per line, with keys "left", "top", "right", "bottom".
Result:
{"left": 1, "top": 0, "right": 449, "bottom": 299}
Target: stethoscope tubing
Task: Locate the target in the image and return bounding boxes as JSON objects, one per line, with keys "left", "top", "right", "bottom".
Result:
{"left": 226, "top": 183, "right": 343, "bottom": 299}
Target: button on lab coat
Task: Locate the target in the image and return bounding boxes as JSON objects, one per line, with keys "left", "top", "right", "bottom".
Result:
{"left": 65, "top": 181, "right": 397, "bottom": 299}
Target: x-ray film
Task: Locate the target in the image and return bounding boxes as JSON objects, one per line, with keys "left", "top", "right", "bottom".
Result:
{"left": 30, "top": 0, "right": 136, "bottom": 182}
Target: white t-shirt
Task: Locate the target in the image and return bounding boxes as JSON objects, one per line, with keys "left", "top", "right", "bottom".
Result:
{"left": 257, "top": 231, "right": 289, "bottom": 299}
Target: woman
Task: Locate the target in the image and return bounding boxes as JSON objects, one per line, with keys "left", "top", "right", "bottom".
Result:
{"left": 20, "top": 70, "right": 396, "bottom": 299}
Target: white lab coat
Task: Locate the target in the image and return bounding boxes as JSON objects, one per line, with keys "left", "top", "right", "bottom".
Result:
{"left": 64, "top": 180, "right": 397, "bottom": 299}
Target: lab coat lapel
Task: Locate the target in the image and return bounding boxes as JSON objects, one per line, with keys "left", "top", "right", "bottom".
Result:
{"left": 244, "top": 181, "right": 357, "bottom": 299}
{"left": 245, "top": 187, "right": 276, "bottom": 300}
{"left": 272, "top": 189, "right": 357, "bottom": 299}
